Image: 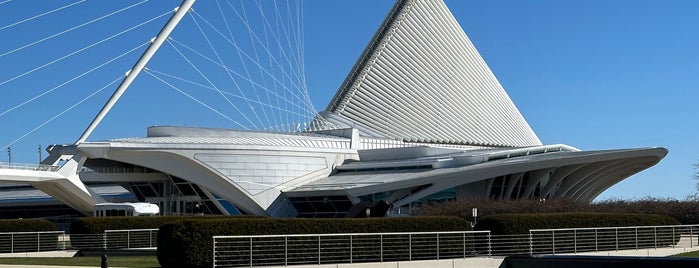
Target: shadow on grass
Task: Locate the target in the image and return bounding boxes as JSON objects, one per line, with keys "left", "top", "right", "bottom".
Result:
{"left": 0, "top": 256, "right": 159, "bottom": 267}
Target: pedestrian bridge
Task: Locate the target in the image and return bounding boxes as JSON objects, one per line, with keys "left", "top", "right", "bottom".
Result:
{"left": 0, "top": 161, "right": 102, "bottom": 215}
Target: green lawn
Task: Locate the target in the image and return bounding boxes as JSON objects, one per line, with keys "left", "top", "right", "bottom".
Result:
{"left": 673, "top": 250, "right": 699, "bottom": 258}
{"left": 0, "top": 256, "right": 159, "bottom": 267}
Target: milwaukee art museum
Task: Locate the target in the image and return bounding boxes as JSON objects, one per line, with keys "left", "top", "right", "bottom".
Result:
{"left": 0, "top": 0, "right": 666, "bottom": 218}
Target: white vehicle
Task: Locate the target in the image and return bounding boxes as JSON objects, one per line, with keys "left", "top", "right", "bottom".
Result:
{"left": 94, "top": 202, "right": 160, "bottom": 217}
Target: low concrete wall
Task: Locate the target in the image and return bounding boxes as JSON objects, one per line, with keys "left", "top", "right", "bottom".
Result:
{"left": 0, "top": 250, "right": 77, "bottom": 258}
{"left": 504, "top": 255, "right": 699, "bottom": 268}
{"left": 258, "top": 257, "right": 506, "bottom": 268}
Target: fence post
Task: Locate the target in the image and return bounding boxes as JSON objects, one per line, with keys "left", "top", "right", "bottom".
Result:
{"left": 37, "top": 233, "right": 41, "bottom": 252}
{"left": 635, "top": 228, "right": 638, "bottom": 250}
{"left": 10, "top": 233, "right": 13, "bottom": 254}
{"left": 574, "top": 229, "right": 577, "bottom": 254}
{"left": 284, "top": 236, "right": 288, "bottom": 266}
{"left": 487, "top": 232, "right": 492, "bottom": 257}
{"left": 318, "top": 236, "right": 321, "bottom": 265}
{"left": 249, "top": 237, "right": 253, "bottom": 268}
{"left": 380, "top": 234, "right": 383, "bottom": 262}
{"left": 672, "top": 227, "right": 675, "bottom": 248}
{"left": 691, "top": 227, "right": 694, "bottom": 248}
{"left": 529, "top": 232, "right": 533, "bottom": 255}
{"left": 409, "top": 234, "right": 412, "bottom": 261}
{"left": 127, "top": 230, "right": 130, "bottom": 249}
{"left": 654, "top": 227, "right": 657, "bottom": 249}
{"left": 349, "top": 235, "right": 353, "bottom": 264}
{"left": 212, "top": 237, "right": 216, "bottom": 268}
{"left": 103, "top": 232, "right": 107, "bottom": 250}
{"left": 436, "top": 233, "right": 440, "bottom": 260}
{"left": 595, "top": 229, "right": 598, "bottom": 252}
{"left": 463, "top": 232, "right": 466, "bottom": 258}
{"left": 615, "top": 228, "right": 619, "bottom": 251}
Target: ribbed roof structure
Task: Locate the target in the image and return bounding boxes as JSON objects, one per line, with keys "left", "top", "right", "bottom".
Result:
{"left": 325, "top": 0, "right": 541, "bottom": 147}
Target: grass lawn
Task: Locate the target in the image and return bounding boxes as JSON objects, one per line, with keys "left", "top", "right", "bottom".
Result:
{"left": 673, "top": 250, "right": 699, "bottom": 258}
{"left": 0, "top": 256, "right": 159, "bottom": 267}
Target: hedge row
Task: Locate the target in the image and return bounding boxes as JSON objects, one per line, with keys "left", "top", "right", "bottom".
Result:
{"left": 0, "top": 219, "right": 56, "bottom": 232}
{"left": 69, "top": 216, "right": 259, "bottom": 250}
{"left": 475, "top": 212, "right": 680, "bottom": 235}
{"left": 69, "top": 215, "right": 257, "bottom": 234}
{"left": 157, "top": 216, "right": 472, "bottom": 268}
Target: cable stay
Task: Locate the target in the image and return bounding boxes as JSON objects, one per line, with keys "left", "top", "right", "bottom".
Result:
{"left": 163, "top": 38, "right": 310, "bottom": 114}
{"left": 0, "top": 0, "right": 345, "bottom": 159}
{"left": 164, "top": 36, "right": 260, "bottom": 129}
{"left": 1, "top": 76, "right": 121, "bottom": 151}
{"left": 187, "top": 10, "right": 265, "bottom": 129}
{"left": 144, "top": 68, "right": 248, "bottom": 130}
{"left": 145, "top": 67, "right": 316, "bottom": 119}
{"left": 0, "top": 41, "right": 149, "bottom": 118}
{"left": 0, "top": 0, "right": 86, "bottom": 32}
{"left": 0, "top": 9, "right": 172, "bottom": 88}
{"left": 0, "top": 0, "right": 150, "bottom": 59}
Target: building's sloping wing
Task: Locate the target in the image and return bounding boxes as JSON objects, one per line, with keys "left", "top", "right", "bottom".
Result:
{"left": 324, "top": 0, "right": 541, "bottom": 147}
{"left": 288, "top": 147, "right": 668, "bottom": 204}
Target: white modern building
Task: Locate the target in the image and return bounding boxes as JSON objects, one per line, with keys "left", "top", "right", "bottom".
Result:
{"left": 0, "top": 0, "right": 666, "bottom": 218}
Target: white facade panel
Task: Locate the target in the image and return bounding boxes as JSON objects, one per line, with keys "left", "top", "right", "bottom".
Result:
{"left": 196, "top": 153, "right": 328, "bottom": 195}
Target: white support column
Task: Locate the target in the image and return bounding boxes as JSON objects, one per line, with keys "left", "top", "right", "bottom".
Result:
{"left": 75, "top": 0, "right": 196, "bottom": 144}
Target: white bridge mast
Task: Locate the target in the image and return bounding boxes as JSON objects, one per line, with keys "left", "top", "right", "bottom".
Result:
{"left": 75, "top": 0, "right": 196, "bottom": 144}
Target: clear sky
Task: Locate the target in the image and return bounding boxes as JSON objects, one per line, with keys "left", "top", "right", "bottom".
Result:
{"left": 0, "top": 0, "right": 697, "bottom": 200}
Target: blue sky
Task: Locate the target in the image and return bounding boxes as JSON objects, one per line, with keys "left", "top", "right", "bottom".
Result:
{"left": 0, "top": 0, "right": 697, "bottom": 200}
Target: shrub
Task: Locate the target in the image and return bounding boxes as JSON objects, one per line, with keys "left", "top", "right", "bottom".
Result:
{"left": 157, "top": 217, "right": 471, "bottom": 268}
{"left": 476, "top": 212, "right": 679, "bottom": 235}
{"left": 0, "top": 219, "right": 56, "bottom": 232}
{"left": 69, "top": 215, "right": 254, "bottom": 250}
{"left": 413, "top": 195, "right": 699, "bottom": 224}
{"left": 69, "top": 215, "right": 251, "bottom": 234}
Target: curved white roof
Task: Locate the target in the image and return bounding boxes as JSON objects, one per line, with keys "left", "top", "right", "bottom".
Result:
{"left": 325, "top": 0, "right": 541, "bottom": 147}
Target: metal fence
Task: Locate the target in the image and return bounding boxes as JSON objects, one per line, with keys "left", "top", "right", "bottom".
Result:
{"left": 215, "top": 231, "right": 480, "bottom": 267}
{"left": 0, "top": 231, "right": 66, "bottom": 253}
{"left": 68, "top": 228, "right": 158, "bottom": 250}
{"left": 529, "top": 224, "right": 699, "bottom": 255}
{"left": 0, "top": 228, "right": 158, "bottom": 254}
{"left": 103, "top": 228, "right": 158, "bottom": 249}
{"left": 0, "top": 162, "right": 58, "bottom": 171}
{"left": 213, "top": 224, "right": 699, "bottom": 267}
{"left": 213, "top": 231, "right": 491, "bottom": 267}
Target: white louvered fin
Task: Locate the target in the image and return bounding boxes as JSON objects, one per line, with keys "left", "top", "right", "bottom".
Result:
{"left": 324, "top": 0, "right": 541, "bottom": 147}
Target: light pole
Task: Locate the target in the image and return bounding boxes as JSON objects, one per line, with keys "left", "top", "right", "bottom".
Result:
{"left": 38, "top": 145, "right": 42, "bottom": 164}
{"left": 6, "top": 147, "right": 10, "bottom": 165}
{"left": 469, "top": 208, "right": 478, "bottom": 228}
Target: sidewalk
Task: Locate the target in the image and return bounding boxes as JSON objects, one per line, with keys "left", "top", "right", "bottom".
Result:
{"left": 0, "top": 266, "right": 91, "bottom": 268}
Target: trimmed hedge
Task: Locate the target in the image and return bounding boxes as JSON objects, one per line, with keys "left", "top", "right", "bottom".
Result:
{"left": 69, "top": 215, "right": 256, "bottom": 234}
{"left": 475, "top": 212, "right": 680, "bottom": 235}
{"left": 0, "top": 219, "right": 56, "bottom": 232}
{"left": 157, "top": 216, "right": 472, "bottom": 268}
{"left": 69, "top": 216, "right": 257, "bottom": 250}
